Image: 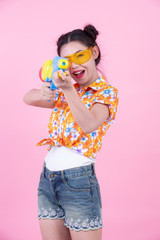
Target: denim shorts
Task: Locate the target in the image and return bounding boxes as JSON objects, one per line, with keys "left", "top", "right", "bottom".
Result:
{"left": 37, "top": 161, "right": 103, "bottom": 231}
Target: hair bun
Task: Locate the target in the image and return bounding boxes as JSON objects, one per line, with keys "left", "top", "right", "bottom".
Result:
{"left": 83, "top": 24, "right": 99, "bottom": 41}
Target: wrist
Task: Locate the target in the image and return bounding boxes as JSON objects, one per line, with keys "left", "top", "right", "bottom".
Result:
{"left": 61, "top": 84, "right": 75, "bottom": 94}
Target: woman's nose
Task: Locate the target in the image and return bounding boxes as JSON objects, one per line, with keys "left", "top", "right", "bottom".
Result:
{"left": 71, "top": 61, "right": 79, "bottom": 67}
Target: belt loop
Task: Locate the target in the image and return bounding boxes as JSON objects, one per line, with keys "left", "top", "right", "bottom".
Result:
{"left": 92, "top": 163, "right": 95, "bottom": 175}
{"left": 61, "top": 170, "right": 66, "bottom": 183}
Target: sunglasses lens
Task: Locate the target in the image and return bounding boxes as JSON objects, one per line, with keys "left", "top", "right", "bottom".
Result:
{"left": 65, "top": 48, "right": 92, "bottom": 67}
{"left": 75, "top": 48, "right": 92, "bottom": 64}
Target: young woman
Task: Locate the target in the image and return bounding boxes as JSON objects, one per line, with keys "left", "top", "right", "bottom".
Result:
{"left": 23, "top": 24, "right": 119, "bottom": 240}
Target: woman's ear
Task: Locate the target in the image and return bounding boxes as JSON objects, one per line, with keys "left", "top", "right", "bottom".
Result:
{"left": 92, "top": 46, "right": 99, "bottom": 60}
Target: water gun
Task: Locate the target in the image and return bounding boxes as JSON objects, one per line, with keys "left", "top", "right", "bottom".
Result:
{"left": 39, "top": 56, "right": 69, "bottom": 90}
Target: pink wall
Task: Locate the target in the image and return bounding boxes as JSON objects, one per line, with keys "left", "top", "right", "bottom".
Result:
{"left": 0, "top": 0, "right": 160, "bottom": 239}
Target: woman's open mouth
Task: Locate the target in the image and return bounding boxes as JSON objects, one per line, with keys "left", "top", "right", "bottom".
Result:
{"left": 73, "top": 70, "right": 85, "bottom": 79}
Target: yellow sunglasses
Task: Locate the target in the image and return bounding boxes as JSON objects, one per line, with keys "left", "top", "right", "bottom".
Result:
{"left": 64, "top": 47, "right": 93, "bottom": 68}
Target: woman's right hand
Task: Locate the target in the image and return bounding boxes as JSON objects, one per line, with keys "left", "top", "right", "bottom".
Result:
{"left": 23, "top": 82, "right": 56, "bottom": 108}
{"left": 40, "top": 82, "right": 56, "bottom": 101}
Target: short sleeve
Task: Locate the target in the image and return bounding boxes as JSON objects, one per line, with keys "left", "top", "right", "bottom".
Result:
{"left": 93, "top": 85, "right": 119, "bottom": 125}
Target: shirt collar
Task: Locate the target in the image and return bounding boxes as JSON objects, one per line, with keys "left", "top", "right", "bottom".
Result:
{"left": 73, "top": 76, "right": 108, "bottom": 91}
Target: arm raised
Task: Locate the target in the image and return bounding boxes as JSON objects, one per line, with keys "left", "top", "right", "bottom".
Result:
{"left": 63, "top": 85, "right": 109, "bottom": 134}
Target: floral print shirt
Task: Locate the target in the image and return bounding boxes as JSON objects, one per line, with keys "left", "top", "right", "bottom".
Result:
{"left": 36, "top": 76, "right": 119, "bottom": 160}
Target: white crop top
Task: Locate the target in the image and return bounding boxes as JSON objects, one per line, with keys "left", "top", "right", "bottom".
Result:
{"left": 45, "top": 146, "right": 96, "bottom": 171}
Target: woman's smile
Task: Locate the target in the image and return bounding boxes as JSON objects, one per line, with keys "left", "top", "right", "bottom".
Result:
{"left": 72, "top": 70, "right": 85, "bottom": 79}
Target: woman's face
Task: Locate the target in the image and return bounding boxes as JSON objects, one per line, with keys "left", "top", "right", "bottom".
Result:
{"left": 59, "top": 41, "right": 100, "bottom": 89}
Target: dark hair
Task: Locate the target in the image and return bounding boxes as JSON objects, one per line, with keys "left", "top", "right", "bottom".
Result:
{"left": 57, "top": 24, "right": 101, "bottom": 66}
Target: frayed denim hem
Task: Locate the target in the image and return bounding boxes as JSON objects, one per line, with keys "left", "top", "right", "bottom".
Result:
{"left": 64, "top": 223, "right": 103, "bottom": 232}
{"left": 38, "top": 207, "right": 65, "bottom": 219}
{"left": 64, "top": 216, "right": 103, "bottom": 231}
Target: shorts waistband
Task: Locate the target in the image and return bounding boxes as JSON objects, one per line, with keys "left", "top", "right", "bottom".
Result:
{"left": 41, "top": 161, "right": 95, "bottom": 179}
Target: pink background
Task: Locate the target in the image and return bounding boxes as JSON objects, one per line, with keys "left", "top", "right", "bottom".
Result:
{"left": 0, "top": 0, "right": 160, "bottom": 239}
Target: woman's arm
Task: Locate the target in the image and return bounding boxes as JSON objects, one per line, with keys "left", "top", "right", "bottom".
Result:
{"left": 50, "top": 70, "right": 109, "bottom": 133}
{"left": 23, "top": 82, "right": 56, "bottom": 108}
{"left": 63, "top": 85, "right": 109, "bottom": 134}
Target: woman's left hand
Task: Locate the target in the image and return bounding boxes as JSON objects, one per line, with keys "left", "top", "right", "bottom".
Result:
{"left": 52, "top": 69, "right": 73, "bottom": 91}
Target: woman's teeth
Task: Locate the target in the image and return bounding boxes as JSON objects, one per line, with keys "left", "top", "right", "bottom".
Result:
{"left": 73, "top": 70, "right": 85, "bottom": 79}
{"left": 73, "top": 70, "right": 84, "bottom": 75}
